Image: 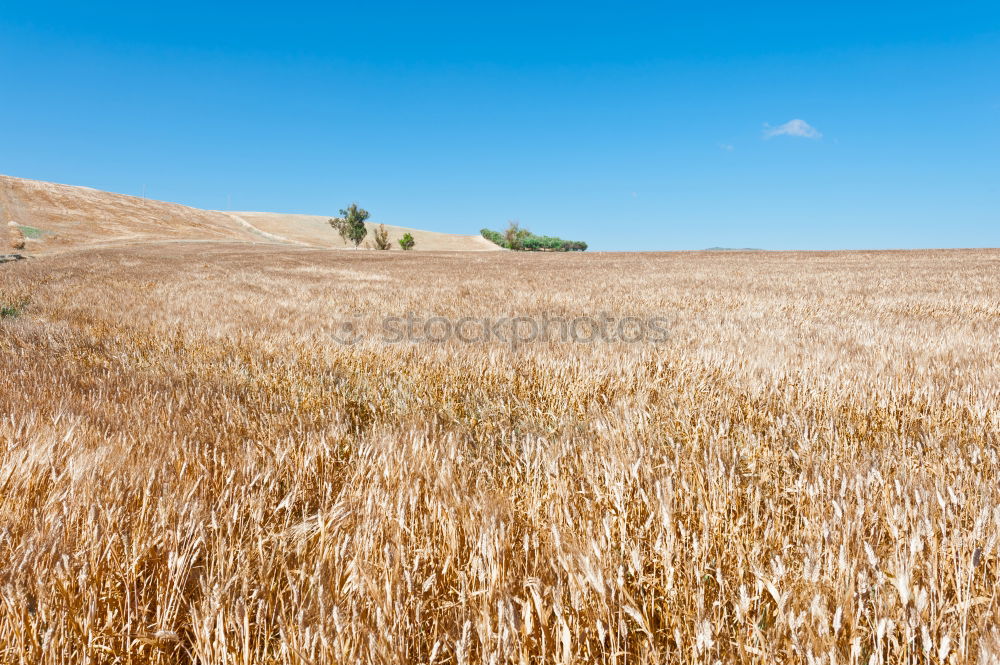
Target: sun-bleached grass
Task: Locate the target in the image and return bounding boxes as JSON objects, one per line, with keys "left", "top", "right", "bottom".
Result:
{"left": 0, "top": 244, "right": 998, "bottom": 664}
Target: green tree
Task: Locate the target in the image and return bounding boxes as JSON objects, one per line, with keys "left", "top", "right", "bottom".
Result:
{"left": 373, "top": 224, "right": 392, "bottom": 250}
{"left": 480, "top": 228, "right": 507, "bottom": 248}
{"left": 328, "top": 217, "right": 349, "bottom": 243}
{"left": 329, "top": 203, "right": 369, "bottom": 248}
{"left": 503, "top": 220, "right": 530, "bottom": 251}
{"left": 398, "top": 232, "right": 415, "bottom": 250}
{"left": 481, "top": 225, "right": 588, "bottom": 252}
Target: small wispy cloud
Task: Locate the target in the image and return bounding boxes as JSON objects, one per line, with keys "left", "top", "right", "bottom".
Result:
{"left": 763, "top": 119, "right": 822, "bottom": 139}
{"left": 718, "top": 143, "right": 735, "bottom": 151}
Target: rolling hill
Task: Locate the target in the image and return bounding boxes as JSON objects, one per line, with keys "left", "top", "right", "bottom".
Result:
{"left": 0, "top": 174, "right": 500, "bottom": 253}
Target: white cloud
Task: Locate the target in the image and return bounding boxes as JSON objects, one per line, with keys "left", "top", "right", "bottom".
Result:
{"left": 763, "top": 118, "right": 822, "bottom": 139}
{"left": 718, "top": 143, "right": 735, "bottom": 151}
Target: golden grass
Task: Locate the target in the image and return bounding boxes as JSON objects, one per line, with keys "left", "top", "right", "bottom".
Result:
{"left": 0, "top": 244, "right": 998, "bottom": 664}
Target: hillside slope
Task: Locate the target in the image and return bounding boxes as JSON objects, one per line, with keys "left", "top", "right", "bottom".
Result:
{"left": 230, "top": 211, "right": 500, "bottom": 251}
{"left": 0, "top": 175, "right": 500, "bottom": 253}
{"left": 0, "top": 175, "right": 258, "bottom": 251}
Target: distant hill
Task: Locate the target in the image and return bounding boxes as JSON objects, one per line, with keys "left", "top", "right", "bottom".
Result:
{"left": 0, "top": 174, "right": 499, "bottom": 253}
{"left": 702, "top": 247, "right": 764, "bottom": 251}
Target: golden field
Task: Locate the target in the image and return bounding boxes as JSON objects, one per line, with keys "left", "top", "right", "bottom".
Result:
{"left": 0, "top": 244, "right": 998, "bottom": 664}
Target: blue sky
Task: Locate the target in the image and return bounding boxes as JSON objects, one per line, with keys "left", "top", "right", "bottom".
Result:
{"left": 2, "top": 1, "right": 997, "bottom": 250}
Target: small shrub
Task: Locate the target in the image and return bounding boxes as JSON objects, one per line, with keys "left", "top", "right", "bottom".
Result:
{"left": 373, "top": 225, "right": 392, "bottom": 250}
{"left": 0, "top": 296, "right": 29, "bottom": 319}
{"left": 398, "top": 233, "right": 415, "bottom": 251}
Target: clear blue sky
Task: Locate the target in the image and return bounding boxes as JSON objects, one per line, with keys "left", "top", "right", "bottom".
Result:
{"left": 2, "top": 1, "right": 997, "bottom": 250}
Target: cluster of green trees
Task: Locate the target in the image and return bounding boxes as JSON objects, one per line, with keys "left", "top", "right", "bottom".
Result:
{"left": 481, "top": 222, "right": 587, "bottom": 252}
{"left": 329, "top": 204, "right": 415, "bottom": 250}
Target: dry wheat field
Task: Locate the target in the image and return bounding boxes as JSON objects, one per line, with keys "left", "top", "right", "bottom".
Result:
{"left": 0, "top": 244, "right": 998, "bottom": 664}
